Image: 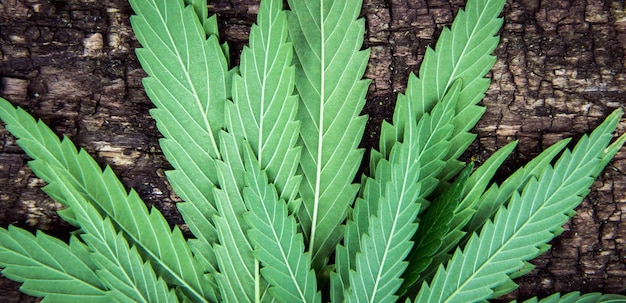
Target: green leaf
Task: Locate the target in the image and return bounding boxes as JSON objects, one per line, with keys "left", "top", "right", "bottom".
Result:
{"left": 287, "top": 0, "right": 370, "bottom": 271}
{"left": 211, "top": 132, "right": 257, "bottom": 303}
{"left": 333, "top": 81, "right": 459, "bottom": 303}
{"left": 351, "top": 0, "right": 507, "bottom": 295}
{"left": 457, "top": 141, "right": 518, "bottom": 217}
{"left": 346, "top": 138, "right": 422, "bottom": 302}
{"left": 183, "top": 0, "right": 220, "bottom": 42}
{"left": 439, "top": 141, "right": 518, "bottom": 253}
{"left": 415, "top": 109, "right": 626, "bottom": 303}
{"left": 463, "top": 138, "right": 571, "bottom": 236}
{"left": 0, "top": 226, "right": 107, "bottom": 302}
{"left": 211, "top": 0, "right": 304, "bottom": 301}
{"left": 227, "top": 0, "right": 302, "bottom": 212}
{"left": 0, "top": 98, "right": 216, "bottom": 303}
{"left": 517, "top": 292, "right": 626, "bottom": 303}
{"left": 48, "top": 169, "right": 178, "bottom": 303}
{"left": 378, "top": 0, "right": 505, "bottom": 181}
{"left": 399, "top": 163, "right": 473, "bottom": 298}
{"left": 242, "top": 144, "right": 320, "bottom": 303}
{"left": 416, "top": 138, "right": 570, "bottom": 288}
{"left": 344, "top": 81, "right": 460, "bottom": 303}
{"left": 408, "top": 141, "right": 515, "bottom": 287}
{"left": 129, "top": 0, "right": 231, "bottom": 259}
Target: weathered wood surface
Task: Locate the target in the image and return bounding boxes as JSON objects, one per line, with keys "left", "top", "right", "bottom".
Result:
{"left": 0, "top": 0, "right": 625, "bottom": 301}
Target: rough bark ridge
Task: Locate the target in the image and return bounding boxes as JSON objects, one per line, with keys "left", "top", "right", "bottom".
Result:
{"left": 0, "top": 0, "right": 625, "bottom": 301}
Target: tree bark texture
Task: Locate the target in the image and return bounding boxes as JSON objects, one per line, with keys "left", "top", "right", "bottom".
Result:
{"left": 0, "top": 0, "right": 625, "bottom": 301}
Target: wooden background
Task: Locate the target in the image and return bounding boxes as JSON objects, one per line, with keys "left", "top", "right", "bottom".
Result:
{"left": 0, "top": 0, "right": 625, "bottom": 301}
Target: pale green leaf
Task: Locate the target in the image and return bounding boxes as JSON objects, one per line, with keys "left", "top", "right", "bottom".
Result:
{"left": 212, "top": 132, "right": 256, "bottom": 303}
{"left": 331, "top": 80, "right": 459, "bottom": 303}
{"left": 351, "top": 0, "right": 506, "bottom": 295}
{"left": 47, "top": 169, "right": 178, "bottom": 303}
{"left": 241, "top": 144, "right": 320, "bottom": 303}
{"left": 210, "top": 135, "right": 280, "bottom": 302}
{"left": 227, "top": 0, "right": 301, "bottom": 211}
{"left": 211, "top": 1, "right": 304, "bottom": 300}
{"left": 183, "top": 0, "right": 222, "bottom": 43}
{"left": 378, "top": 0, "right": 506, "bottom": 181}
{"left": 0, "top": 226, "right": 107, "bottom": 303}
{"left": 0, "top": 98, "right": 216, "bottom": 302}
{"left": 181, "top": 0, "right": 230, "bottom": 63}
{"left": 287, "top": 0, "right": 370, "bottom": 271}
{"left": 415, "top": 109, "right": 626, "bottom": 303}
{"left": 343, "top": 81, "right": 460, "bottom": 303}
{"left": 129, "top": 0, "right": 231, "bottom": 259}
{"left": 347, "top": 134, "right": 422, "bottom": 303}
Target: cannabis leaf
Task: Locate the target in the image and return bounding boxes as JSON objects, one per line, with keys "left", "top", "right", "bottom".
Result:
{"left": 0, "top": 226, "right": 107, "bottom": 302}
{"left": 208, "top": 0, "right": 308, "bottom": 301}
{"left": 398, "top": 163, "right": 473, "bottom": 298}
{"left": 2, "top": 0, "right": 626, "bottom": 302}
{"left": 407, "top": 138, "right": 571, "bottom": 290}
{"left": 461, "top": 138, "right": 571, "bottom": 237}
{"left": 0, "top": 98, "right": 217, "bottom": 302}
{"left": 129, "top": 0, "right": 230, "bottom": 263}
{"left": 223, "top": 1, "right": 319, "bottom": 301}
{"left": 287, "top": 0, "right": 370, "bottom": 271}
{"left": 416, "top": 109, "right": 626, "bottom": 303}
{"left": 335, "top": 0, "right": 509, "bottom": 299}
{"left": 344, "top": 81, "right": 460, "bottom": 303}
{"left": 210, "top": 131, "right": 257, "bottom": 302}
{"left": 52, "top": 173, "right": 178, "bottom": 302}
{"left": 227, "top": 0, "right": 302, "bottom": 208}
{"left": 377, "top": 0, "right": 505, "bottom": 181}
{"left": 241, "top": 144, "right": 319, "bottom": 303}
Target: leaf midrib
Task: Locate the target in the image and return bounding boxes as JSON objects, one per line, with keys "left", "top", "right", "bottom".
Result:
{"left": 309, "top": 0, "right": 325, "bottom": 265}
